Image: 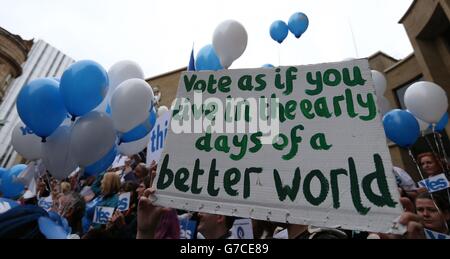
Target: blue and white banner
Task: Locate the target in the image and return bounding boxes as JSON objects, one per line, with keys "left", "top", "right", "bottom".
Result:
{"left": 419, "top": 173, "right": 449, "bottom": 193}
{"left": 179, "top": 217, "right": 197, "bottom": 239}
{"left": 117, "top": 192, "right": 131, "bottom": 212}
{"left": 231, "top": 218, "right": 254, "bottom": 239}
{"left": 93, "top": 206, "right": 115, "bottom": 224}
{"left": 146, "top": 111, "right": 171, "bottom": 165}
{"left": 38, "top": 196, "right": 53, "bottom": 211}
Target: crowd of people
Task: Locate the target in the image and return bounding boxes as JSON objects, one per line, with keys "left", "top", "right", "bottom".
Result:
{"left": 0, "top": 150, "right": 449, "bottom": 239}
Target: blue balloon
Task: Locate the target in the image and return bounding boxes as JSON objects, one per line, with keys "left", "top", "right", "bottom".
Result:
{"left": 0, "top": 167, "right": 7, "bottom": 179}
{"left": 121, "top": 106, "right": 157, "bottom": 143}
{"left": 84, "top": 145, "right": 117, "bottom": 177}
{"left": 288, "top": 12, "right": 309, "bottom": 38}
{"left": 16, "top": 78, "right": 68, "bottom": 139}
{"left": 433, "top": 113, "right": 448, "bottom": 132}
{"left": 38, "top": 216, "right": 69, "bottom": 239}
{"left": 195, "top": 44, "right": 223, "bottom": 71}
{"left": 0, "top": 164, "right": 27, "bottom": 199}
{"left": 60, "top": 60, "right": 109, "bottom": 118}
{"left": 262, "top": 64, "right": 275, "bottom": 68}
{"left": 47, "top": 211, "right": 72, "bottom": 234}
{"left": 270, "top": 20, "right": 289, "bottom": 44}
{"left": 383, "top": 109, "right": 420, "bottom": 148}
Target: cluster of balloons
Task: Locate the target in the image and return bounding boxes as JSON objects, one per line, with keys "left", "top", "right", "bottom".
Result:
{"left": 195, "top": 20, "right": 248, "bottom": 71}
{"left": 270, "top": 12, "right": 309, "bottom": 44}
{"left": 12, "top": 59, "right": 159, "bottom": 182}
{"left": 383, "top": 81, "right": 448, "bottom": 148}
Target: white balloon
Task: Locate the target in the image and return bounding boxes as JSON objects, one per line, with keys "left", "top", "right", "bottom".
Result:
{"left": 405, "top": 81, "right": 448, "bottom": 124}
{"left": 11, "top": 122, "right": 42, "bottom": 161}
{"left": 111, "top": 79, "right": 154, "bottom": 132}
{"left": 117, "top": 133, "right": 151, "bottom": 156}
{"left": 212, "top": 20, "right": 248, "bottom": 69}
{"left": 70, "top": 111, "right": 117, "bottom": 166}
{"left": 157, "top": 106, "right": 169, "bottom": 117}
{"left": 416, "top": 116, "right": 430, "bottom": 132}
{"left": 95, "top": 60, "right": 144, "bottom": 112}
{"left": 42, "top": 126, "right": 78, "bottom": 180}
{"left": 371, "top": 70, "right": 387, "bottom": 96}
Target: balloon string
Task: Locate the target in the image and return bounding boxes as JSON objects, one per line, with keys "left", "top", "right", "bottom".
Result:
{"left": 431, "top": 125, "right": 447, "bottom": 173}
{"left": 436, "top": 131, "right": 450, "bottom": 174}
{"left": 408, "top": 148, "right": 426, "bottom": 181}
{"left": 45, "top": 172, "right": 52, "bottom": 194}
{"left": 278, "top": 44, "right": 281, "bottom": 67}
{"left": 424, "top": 134, "right": 438, "bottom": 155}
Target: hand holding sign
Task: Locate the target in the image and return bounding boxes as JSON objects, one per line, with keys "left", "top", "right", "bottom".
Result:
{"left": 136, "top": 188, "right": 171, "bottom": 239}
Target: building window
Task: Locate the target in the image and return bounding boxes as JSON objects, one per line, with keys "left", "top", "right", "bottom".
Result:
{"left": 395, "top": 76, "right": 424, "bottom": 109}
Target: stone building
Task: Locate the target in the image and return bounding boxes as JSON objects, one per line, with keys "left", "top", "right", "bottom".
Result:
{"left": 0, "top": 27, "right": 74, "bottom": 167}
{"left": 0, "top": 27, "right": 32, "bottom": 104}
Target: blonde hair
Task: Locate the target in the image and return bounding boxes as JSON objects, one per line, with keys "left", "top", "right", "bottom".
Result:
{"left": 60, "top": 182, "right": 71, "bottom": 194}
{"left": 101, "top": 172, "right": 121, "bottom": 196}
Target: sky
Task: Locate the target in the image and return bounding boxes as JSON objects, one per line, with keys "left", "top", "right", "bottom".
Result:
{"left": 0, "top": 0, "right": 414, "bottom": 78}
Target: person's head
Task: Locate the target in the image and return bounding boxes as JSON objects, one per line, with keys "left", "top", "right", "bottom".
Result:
{"left": 197, "top": 212, "right": 235, "bottom": 239}
{"left": 57, "top": 192, "right": 86, "bottom": 226}
{"left": 56, "top": 193, "right": 86, "bottom": 235}
{"left": 60, "top": 181, "right": 71, "bottom": 194}
{"left": 134, "top": 163, "right": 149, "bottom": 180}
{"left": 101, "top": 172, "right": 121, "bottom": 197}
{"left": 415, "top": 192, "right": 450, "bottom": 234}
{"left": 136, "top": 175, "right": 151, "bottom": 199}
{"left": 417, "top": 152, "right": 443, "bottom": 177}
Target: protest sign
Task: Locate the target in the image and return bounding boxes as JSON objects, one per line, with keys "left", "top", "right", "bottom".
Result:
{"left": 93, "top": 206, "right": 115, "bottom": 225}
{"left": 179, "top": 217, "right": 198, "bottom": 240}
{"left": 418, "top": 173, "right": 449, "bottom": 193}
{"left": 146, "top": 111, "right": 171, "bottom": 166}
{"left": 117, "top": 192, "right": 131, "bottom": 212}
{"left": 38, "top": 196, "right": 53, "bottom": 211}
{"left": 154, "top": 59, "right": 403, "bottom": 234}
{"left": 111, "top": 155, "right": 127, "bottom": 170}
{"left": 231, "top": 218, "right": 254, "bottom": 239}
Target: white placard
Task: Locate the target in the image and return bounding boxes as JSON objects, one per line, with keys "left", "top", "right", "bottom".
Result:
{"left": 146, "top": 111, "right": 171, "bottom": 165}
{"left": 38, "top": 196, "right": 53, "bottom": 211}
{"left": 231, "top": 218, "right": 254, "bottom": 239}
{"left": 117, "top": 192, "right": 131, "bottom": 212}
{"left": 93, "top": 206, "right": 115, "bottom": 224}
{"left": 111, "top": 155, "right": 127, "bottom": 169}
{"left": 418, "top": 173, "right": 449, "bottom": 193}
{"left": 154, "top": 60, "right": 403, "bottom": 234}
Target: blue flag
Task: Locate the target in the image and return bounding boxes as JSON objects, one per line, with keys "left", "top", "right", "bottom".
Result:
{"left": 188, "top": 47, "right": 195, "bottom": 71}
